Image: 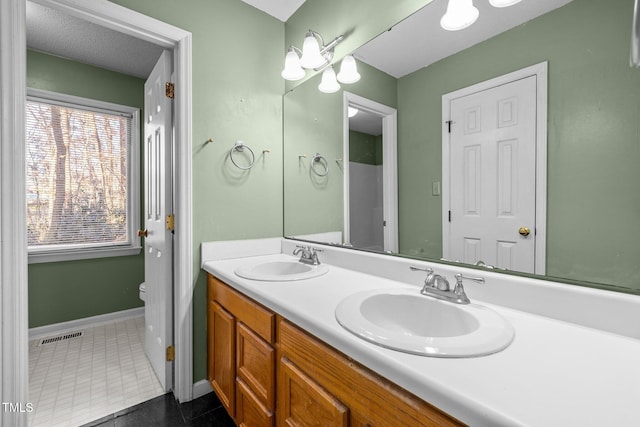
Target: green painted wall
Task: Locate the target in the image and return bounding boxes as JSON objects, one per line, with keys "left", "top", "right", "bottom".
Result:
{"left": 397, "top": 0, "right": 640, "bottom": 292}
{"left": 26, "top": 49, "right": 145, "bottom": 328}
{"left": 283, "top": 61, "right": 396, "bottom": 237}
{"left": 108, "top": 0, "right": 284, "bottom": 381}
{"left": 349, "top": 130, "right": 382, "bottom": 165}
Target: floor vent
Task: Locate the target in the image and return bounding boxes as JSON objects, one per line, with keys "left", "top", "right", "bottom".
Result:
{"left": 39, "top": 331, "right": 83, "bottom": 346}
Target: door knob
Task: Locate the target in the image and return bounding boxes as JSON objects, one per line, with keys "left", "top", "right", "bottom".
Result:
{"left": 137, "top": 229, "right": 148, "bottom": 237}
{"left": 518, "top": 227, "right": 531, "bottom": 237}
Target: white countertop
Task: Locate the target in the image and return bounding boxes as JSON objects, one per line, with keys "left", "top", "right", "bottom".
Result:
{"left": 203, "top": 251, "right": 640, "bottom": 427}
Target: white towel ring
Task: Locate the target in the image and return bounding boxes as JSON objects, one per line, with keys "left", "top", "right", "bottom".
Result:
{"left": 229, "top": 141, "right": 255, "bottom": 170}
{"left": 311, "top": 153, "right": 329, "bottom": 177}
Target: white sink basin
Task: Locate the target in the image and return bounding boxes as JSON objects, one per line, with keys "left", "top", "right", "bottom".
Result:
{"left": 335, "top": 288, "right": 514, "bottom": 357}
{"left": 235, "top": 260, "right": 329, "bottom": 281}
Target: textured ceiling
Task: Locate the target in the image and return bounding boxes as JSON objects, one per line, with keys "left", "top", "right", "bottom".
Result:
{"left": 26, "top": 1, "right": 164, "bottom": 79}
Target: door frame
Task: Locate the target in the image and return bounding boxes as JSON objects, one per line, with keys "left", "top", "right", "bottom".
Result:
{"left": 343, "top": 91, "right": 398, "bottom": 253}
{"left": 441, "top": 61, "right": 547, "bottom": 275}
{"left": 1, "top": 1, "right": 194, "bottom": 422}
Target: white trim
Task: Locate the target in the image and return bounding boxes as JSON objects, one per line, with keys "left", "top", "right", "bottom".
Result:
{"left": 192, "top": 379, "right": 213, "bottom": 400}
{"left": 441, "top": 61, "right": 548, "bottom": 275}
{"left": 343, "top": 92, "right": 399, "bottom": 253}
{"left": 28, "top": 307, "right": 144, "bottom": 340}
{"left": 26, "top": 87, "right": 142, "bottom": 264}
{"left": 2, "top": 1, "right": 28, "bottom": 426}
{"left": 4, "top": 0, "right": 195, "bottom": 413}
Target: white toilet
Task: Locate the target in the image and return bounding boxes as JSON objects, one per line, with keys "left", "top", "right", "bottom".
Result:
{"left": 139, "top": 282, "right": 146, "bottom": 302}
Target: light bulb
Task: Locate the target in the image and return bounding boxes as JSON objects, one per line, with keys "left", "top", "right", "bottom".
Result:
{"left": 318, "top": 67, "right": 340, "bottom": 93}
{"left": 440, "top": 0, "right": 479, "bottom": 31}
{"left": 337, "top": 55, "right": 361, "bottom": 84}
{"left": 489, "top": 0, "right": 522, "bottom": 7}
{"left": 281, "top": 48, "right": 305, "bottom": 81}
{"left": 300, "top": 31, "right": 326, "bottom": 69}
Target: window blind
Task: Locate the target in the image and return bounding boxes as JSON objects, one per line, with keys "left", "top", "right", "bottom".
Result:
{"left": 26, "top": 97, "right": 132, "bottom": 249}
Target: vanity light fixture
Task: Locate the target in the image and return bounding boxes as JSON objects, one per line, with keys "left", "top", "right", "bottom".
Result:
{"left": 489, "top": 0, "right": 522, "bottom": 7}
{"left": 348, "top": 106, "right": 359, "bottom": 118}
{"left": 282, "top": 30, "right": 362, "bottom": 93}
{"left": 441, "top": 0, "right": 479, "bottom": 31}
{"left": 441, "top": 0, "right": 523, "bottom": 31}
{"left": 318, "top": 67, "right": 341, "bottom": 93}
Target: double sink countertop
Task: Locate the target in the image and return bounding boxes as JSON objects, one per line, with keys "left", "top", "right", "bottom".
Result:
{"left": 202, "top": 238, "right": 640, "bottom": 427}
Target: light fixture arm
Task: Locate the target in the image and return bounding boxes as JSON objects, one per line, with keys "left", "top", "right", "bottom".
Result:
{"left": 304, "top": 30, "right": 344, "bottom": 71}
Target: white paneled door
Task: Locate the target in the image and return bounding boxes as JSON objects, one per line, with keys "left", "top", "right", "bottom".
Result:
{"left": 447, "top": 76, "right": 537, "bottom": 273}
{"left": 142, "top": 50, "right": 174, "bottom": 390}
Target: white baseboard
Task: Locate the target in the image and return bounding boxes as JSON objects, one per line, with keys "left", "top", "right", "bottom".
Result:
{"left": 192, "top": 379, "right": 213, "bottom": 400}
{"left": 28, "top": 306, "right": 144, "bottom": 340}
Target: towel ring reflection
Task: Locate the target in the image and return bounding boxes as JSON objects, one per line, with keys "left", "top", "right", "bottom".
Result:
{"left": 229, "top": 141, "right": 255, "bottom": 170}
{"left": 311, "top": 153, "right": 329, "bottom": 177}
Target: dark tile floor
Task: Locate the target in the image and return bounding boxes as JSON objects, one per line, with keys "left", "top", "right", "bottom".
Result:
{"left": 81, "top": 392, "right": 236, "bottom": 427}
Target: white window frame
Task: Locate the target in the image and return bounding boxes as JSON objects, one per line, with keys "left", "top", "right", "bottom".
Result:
{"left": 26, "top": 87, "right": 141, "bottom": 264}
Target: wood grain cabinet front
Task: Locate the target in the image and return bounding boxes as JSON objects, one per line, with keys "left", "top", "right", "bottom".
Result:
{"left": 207, "top": 275, "right": 275, "bottom": 425}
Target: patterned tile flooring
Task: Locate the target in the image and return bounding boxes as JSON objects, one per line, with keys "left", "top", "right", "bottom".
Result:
{"left": 28, "top": 316, "right": 164, "bottom": 427}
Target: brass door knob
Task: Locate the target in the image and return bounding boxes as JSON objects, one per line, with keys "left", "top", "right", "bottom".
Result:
{"left": 518, "top": 227, "right": 531, "bottom": 237}
{"left": 137, "top": 229, "right": 148, "bottom": 237}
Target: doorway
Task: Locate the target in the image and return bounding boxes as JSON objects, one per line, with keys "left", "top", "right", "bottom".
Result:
{"left": 343, "top": 92, "right": 398, "bottom": 253}
{"left": 442, "top": 62, "right": 547, "bottom": 274}
{"left": 1, "top": 1, "right": 193, "bottom": 425}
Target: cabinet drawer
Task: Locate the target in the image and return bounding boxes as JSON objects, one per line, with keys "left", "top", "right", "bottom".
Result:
{"left": 208, "top": 275, "right": 274, "bottom": 343}
{"left": 278, "top": 318, "right": 465, "bottom": 427}
{"left": 236, "top": 378, "right": 274, "bottom": 427}
{"left": 237, "top": 322, "right": 275, "bottom": 410}
{"left": 278, "top": 357, "right": 349, "bottom": 427}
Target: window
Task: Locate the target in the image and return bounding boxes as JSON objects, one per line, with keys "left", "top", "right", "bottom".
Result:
{"left": 26, "top": 88, "right": 141, "bottom": 263}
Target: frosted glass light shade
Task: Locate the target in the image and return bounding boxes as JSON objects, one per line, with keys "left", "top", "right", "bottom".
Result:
{"left": 440, "top": 0, "right": 479, "bottom": 31}
{"left": 281, "top": 49, "right": 305, "bottom": 81}
{"left": 348, "top": 106, "right": 359, "bottom": 117}
{"left": 489, "top": 0, "right": 522, "bottom": 7}
{"left": 300, "top": 32, "right": 326, "bottom": 69}
{"left": 337, "top": 55, "right": 361, "bottom": 84}
{"left": 318, "top": 67, "right": 340, "bottom": 93}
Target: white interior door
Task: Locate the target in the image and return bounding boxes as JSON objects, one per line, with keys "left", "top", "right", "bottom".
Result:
{"left": 143, "top": 50, "right": 174, "bottom": 390}
{"left": 446, "top": 75, "right": 537, "bottom": 273}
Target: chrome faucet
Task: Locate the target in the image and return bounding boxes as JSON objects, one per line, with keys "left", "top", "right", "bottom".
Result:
{"left": 293, "top": 245, "right": 322, "bottom": 265}
{"left": 410, "top": 266, "right": 484, "bottom": 304}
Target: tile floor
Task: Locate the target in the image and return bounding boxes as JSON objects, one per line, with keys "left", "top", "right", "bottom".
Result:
{"left": 80, "top": 391, "right": 235, "bottom": 427}
{"left": 28, "top": 316, "right": 165, "bottom": 427}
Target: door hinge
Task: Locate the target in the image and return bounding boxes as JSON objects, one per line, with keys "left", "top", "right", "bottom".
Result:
{"left": 165, "top": 82, "right": 175, "bottom": 99}
{"left": 383, "top": 220, "right": 387, "bottom": 226}
{"left": 448, "top": 210, "right": 452, "bottom": 222}
{"left": 446, "top": 120, "right": 452, "bottom": 133}
{"left": 166, "top": 214, "right": 175, "bottom": 231}
{"left": 166, "top": 345, "right": 175, "bottom": 362}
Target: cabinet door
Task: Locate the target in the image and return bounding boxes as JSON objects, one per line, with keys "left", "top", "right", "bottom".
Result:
{"left": 236, "top": 378, "right": 274, "bottom": 427}
{"left": 237, "top": 322, "right": 275, "bottom": 410}
{"left": 209, "top": 301, "right": 236, "bottom": 418}
{"left": 278, "top": 357, "right": 349, "bottom": 427}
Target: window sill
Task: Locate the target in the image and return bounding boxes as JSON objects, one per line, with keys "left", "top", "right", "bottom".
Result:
{"left": 28, "top": 245, "right": 142, "bottom": 264}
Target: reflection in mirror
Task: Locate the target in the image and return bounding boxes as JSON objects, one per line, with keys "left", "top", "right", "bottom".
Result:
{"left": 283, "top": 0, "right": 640, "bottom": 294}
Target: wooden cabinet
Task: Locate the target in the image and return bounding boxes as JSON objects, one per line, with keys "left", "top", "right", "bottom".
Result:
{"left": 277, "top": 318, "right": 465, "bottom": 427}
{"left": 207, "top": 275, "right": 275, "bottom": 425}
{"left": 207, "top": 274, "right": 465, "bottom": 427}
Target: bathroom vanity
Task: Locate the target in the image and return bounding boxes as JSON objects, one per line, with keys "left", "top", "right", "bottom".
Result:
{"left": 202, "top": 238, "right": 640, "bottom": 427}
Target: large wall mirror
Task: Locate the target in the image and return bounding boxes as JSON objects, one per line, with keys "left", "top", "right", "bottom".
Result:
{"left": 284, "top": 0, "right": 640, "bottom": 294}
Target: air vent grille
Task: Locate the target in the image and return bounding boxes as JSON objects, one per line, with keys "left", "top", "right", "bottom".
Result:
{"left": 38, "top": 331, "right": 83, "bottom": 346}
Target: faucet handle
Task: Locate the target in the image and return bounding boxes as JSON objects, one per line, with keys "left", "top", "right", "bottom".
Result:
{"left": 409, "top": 265, "right": 434, "bottom": 273}
{"left": 455, "top": 273, "right": 485, "bottom": 285}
